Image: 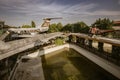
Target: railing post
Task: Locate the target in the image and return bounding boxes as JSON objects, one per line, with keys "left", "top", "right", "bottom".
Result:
{"left": 88, "top": 40, "right": 93, "bottom": 48}
{"left": 98, "top": 42, "right": 104, "bottom": 52}
{"left": 112, "top": 45, "right": 120, "bottom": 62}
{"left": 68, "top": 35, "right": 72, "bottom": 42}
{"left": 79, "top": 38, "right": 84, "bottom": 45}
{"left": 71, "top": 35, "right": 77, "bottom": 43}
{"left": 76, "top": 37, "right": 79, "bottom": 43}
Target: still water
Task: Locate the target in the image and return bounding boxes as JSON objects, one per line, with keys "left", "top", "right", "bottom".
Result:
{"left": 41, "top": 49, "right": 118, "bottom": 80}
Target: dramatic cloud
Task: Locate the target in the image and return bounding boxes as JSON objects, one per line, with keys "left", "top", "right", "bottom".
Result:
{"left": 118, "top": 0, "right": 120, "bottom": 4}
{"left": 0, "top": 0, "right": 120, "bottom": 26}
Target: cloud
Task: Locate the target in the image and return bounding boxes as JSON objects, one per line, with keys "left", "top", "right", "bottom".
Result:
{"left": 91, "top": 10, "right": 120, "bottom": 16}
{"left": 119, "top": 0, "right": 120, "bottom": 4}
{"left": 0, "top": 0, "right": 96, "bottom": 15}
{"left": 0, "top": 0, "right": 120, "bottom": 26}
{"left": 0, "top": 0, "right": 119, "bottom": 17}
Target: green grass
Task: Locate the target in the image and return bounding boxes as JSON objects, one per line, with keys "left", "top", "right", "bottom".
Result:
{"left": 41, "top": 49, "right": 119, "bottom": 80}
{"left": 0, "top": 30, "right": 3, "bottom": 35}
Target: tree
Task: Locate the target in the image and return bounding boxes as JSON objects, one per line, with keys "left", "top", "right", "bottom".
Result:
{"left": 62, "top": 21, "right": 88, "bottom": 33}
{"left": 22, "top": 25, "right": 32, "bottom": 28}
{"left": 0, "top": 30, "right": 3, "bottom": 36}
{"left": 62, "top": 23, "right": 72, "bottom": 32}
{"left": 48, "top": 22, "right": 63, "bottom": 33}
{"left": 56, "top": 22, "right": 63, "bottom": 31}
{"left": 73, "top": 22, "right": 88, "bottom": 33}
{"left": 48, "top": 23, "right": 57, "bottom": 33}
{"left": 31, "top": 21, "right": 36, "bottom": 28}
{"left": 92, "top": 18, "right": 113, "bottom": 30}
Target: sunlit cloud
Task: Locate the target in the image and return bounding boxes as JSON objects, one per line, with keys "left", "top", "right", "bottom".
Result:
{"left": 119, "top": 0, "right": 120, "bottom": 4}
{"left": 0, "top": 0, "right": 120, "bottom": 26}
{"left": 90, "top": 10, "right": 120, "bottom": 16}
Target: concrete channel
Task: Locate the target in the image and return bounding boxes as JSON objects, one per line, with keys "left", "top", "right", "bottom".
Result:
{"left": 11, "top": 44, "right": 120, "bottom": 80}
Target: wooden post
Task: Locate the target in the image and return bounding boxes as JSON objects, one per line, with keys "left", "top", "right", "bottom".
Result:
{"left": 68, "top": 35, "right": 72, "bottom": 42}
{"left": 78, "top": 38, "right": 85, "bottom": 45}
{"left": 76, "top": 37, "right": 79, "bottom": 43}
{"left": 89, "top": 40, "right": 93, "bottom": 48}
{"left": 98, "top": 42, "right": 104, "bottom": 52}
{"left": 112, "top": 45, "right": 120, "bottom": 61}
{"left": 72, "top": 35, "right": 77, "bottom": 43}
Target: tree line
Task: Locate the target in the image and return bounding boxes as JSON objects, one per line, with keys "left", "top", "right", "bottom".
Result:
{"left": 20, "top": 18, "right": 114, "bottom": 34}
{"left": 21, "top": 21, "right": 36, "bottom": 28}
{"left": 48, "top": 18, "right": 113, "bottom": 34}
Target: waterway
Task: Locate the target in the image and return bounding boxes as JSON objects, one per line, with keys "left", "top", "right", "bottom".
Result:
{"left": 41, "top": 49, "right": 118, "bottom": 80}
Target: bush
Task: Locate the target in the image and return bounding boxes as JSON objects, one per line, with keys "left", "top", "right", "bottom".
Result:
{"left": 55, "top": 38, "right": 64, "bottom": 45}
{"left": 0, "top": 30, "right": 3, "bottom": 36}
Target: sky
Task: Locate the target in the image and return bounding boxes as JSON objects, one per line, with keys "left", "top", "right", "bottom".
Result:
{"left": 0, "top": 0, "right": 120, "bottom": 27}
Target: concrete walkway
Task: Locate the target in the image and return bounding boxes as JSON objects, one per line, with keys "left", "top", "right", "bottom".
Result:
{"left": 38, "top": 44, "right": 120, "bottom": 79}
{"left": 13, "top": 56, "right": 45, "bottom": 80}
{"left": 10, "top": 44, "right": 120, "bottom": 80}
{"left": 69, "top": 44, "right": 120, "bottom": 79}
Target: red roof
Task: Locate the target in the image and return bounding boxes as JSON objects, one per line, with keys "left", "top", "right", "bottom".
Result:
{"left": 114, "top": 21, "right": 120, "bottom": 24}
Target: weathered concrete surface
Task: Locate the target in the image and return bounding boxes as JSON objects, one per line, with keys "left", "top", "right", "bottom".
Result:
{"left": 0, "top": 40, "right": 10, "bottom": 50}
{"left": 0, "top": 31, "right": 10, "bottom": 40}
{"left": 34, "top": 44, "right": 120, "bottom": 79}
{"left": 69, "top": 44, "right": 120, "bottom": 79}
{"left": 8, "top": 43, "right": 120, "bottom": 80}
{"left": 70, "top": 33, "right": 120, "bottom": 46}
{"left": 13, "top": 57, "right": 45, "bottom": 80}
{"left": 0, "top": 32, "right": 120, "bottom": 60}
{"left": 0, "top": 32, "right": 64, "bottom": 60}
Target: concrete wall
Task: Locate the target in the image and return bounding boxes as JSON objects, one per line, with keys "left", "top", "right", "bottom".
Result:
{"left": 27, "top": 44, "right": 120, "bottom": 79}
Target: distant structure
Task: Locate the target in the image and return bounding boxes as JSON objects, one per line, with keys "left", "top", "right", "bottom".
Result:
{"left": 0, "top": 21, "right": 5, "bottom": 29}
{"left": 113, "top": 21, "right": 120, "bottom": 30}
{"left": 8, "top": 17, "right": 62, "bottom": 35}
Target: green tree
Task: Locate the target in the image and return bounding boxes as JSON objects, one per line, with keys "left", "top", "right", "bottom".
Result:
{"left": 22, "top": 25, "right": 32, "bottom": 28}
{"left": 31, "top": 21, "right": 36, "bottom": 28}
{"left": 48, "top": 23, "right": 57, "bottom": 33}
{"left": 0, "top": 30, "right": 3, "bottom": 36}
{"left": 48, "top": 23, "right": 63, "bottom": 33}
{"left": 62, "top": 21, "right": 88, "bottom": 33}
{"left": 56, "top": 22, "right": 63, "bottom": 31}
{"left": 73, "top": 22, "right": 88, "bottom": 33}
{"left": 62, "top": 23, "right": 72, "bottom": 32}
{"left": 92, "top": 18, "right": 113, "bottom": 30}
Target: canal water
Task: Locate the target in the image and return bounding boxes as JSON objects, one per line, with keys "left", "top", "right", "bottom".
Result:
{"left": 41, "top": 49, "right": 118, "bottom": 80}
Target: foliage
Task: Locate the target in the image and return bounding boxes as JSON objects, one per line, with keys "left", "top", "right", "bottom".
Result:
{"left": 48, "top": 23, "right": 63, "bottom": 33}
{"left": 62, "top": 24, "right": 72, "bottom": 32}
{"left": 73, "top": 22, "right": 88, "bottom": 33}
{"left": 92, "top": 18, "right": 113, "bottom": 30}
{"left": 62, "top": 21, "right": 89, "bottom": 33}
{"left": 55, "top": 38, "right": 64, "bottom": 45}
{"left": 31, "top": 21, "right": 36, "bottom": 28}
{"left": 48, "top": 23, "right": 57, "bottom": 33}
{"left": 71, "top": 35, "right": 77, "bottom": 42}
{"left": 80, "top": 26, "right": 90, "bottom": 34}
{"left": 56, "top": 22, "right": 63, "bottom": 31}
{"left": 22, "top": 25, "right": 32, "bottom": 28}
{"left": 0, "top": 30, "right": 3, "bottom": 36}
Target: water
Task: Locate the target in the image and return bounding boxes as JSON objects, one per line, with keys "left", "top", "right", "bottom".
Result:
{"left": 41, "top": 49, "right": 118, "bottom": 80}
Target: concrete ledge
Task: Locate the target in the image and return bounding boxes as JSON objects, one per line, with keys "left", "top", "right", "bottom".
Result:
{"left": 13, "top": 57, "right": 45, "bottom": 80}
{"left": 69, "top": 44, "right": 120, "bottom": 79}
{"left": 30, "top": 44, "right": 120, "bottom": 79}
